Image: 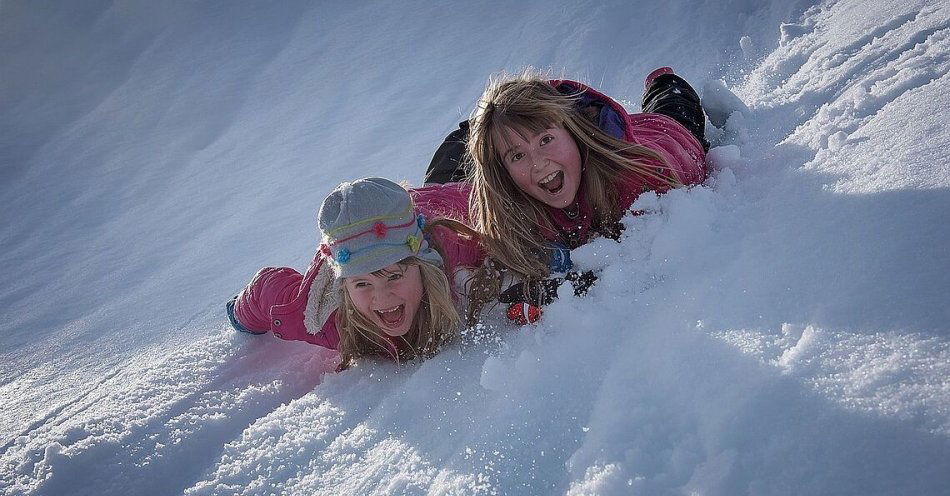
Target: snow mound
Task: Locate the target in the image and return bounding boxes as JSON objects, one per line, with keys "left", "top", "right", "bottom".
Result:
{"left": 2, "top": 0, "right": 949, "bottom": 495}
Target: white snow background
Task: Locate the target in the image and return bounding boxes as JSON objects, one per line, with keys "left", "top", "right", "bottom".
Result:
{"left": 2, "top": 0, "right": 949, "bottom": 494}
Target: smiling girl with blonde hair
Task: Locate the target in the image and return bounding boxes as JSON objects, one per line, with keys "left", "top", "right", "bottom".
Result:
{"left": 228, "top": 178, "right": 484, "bottom": 369}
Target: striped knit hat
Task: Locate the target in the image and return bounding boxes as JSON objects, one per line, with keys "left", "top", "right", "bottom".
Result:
{"left": 318, "top": 178, "right": 442, "bottom": 277}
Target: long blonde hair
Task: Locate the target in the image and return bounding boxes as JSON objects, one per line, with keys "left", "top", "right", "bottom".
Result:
{"left": 466, "top": 71, "right": 681, "bottom": 314}
{"left": 334, "top": 219, "right": 479, "bottom": 369}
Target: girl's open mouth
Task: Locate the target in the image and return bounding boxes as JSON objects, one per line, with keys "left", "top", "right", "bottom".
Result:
{"left": 374, "top": 304, "right": 405, "bottom": 328}
{"left": 538, "top": 170, "right": 564, "bottom": 194}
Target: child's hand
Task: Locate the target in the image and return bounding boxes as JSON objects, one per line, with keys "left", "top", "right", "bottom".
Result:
{"left": 498, "top": 278, "right": 562, "bottom": 306}
{"left": 506, "top": 302, "right": 542, "bottom": 325}
{"left": 498, "top": 270, "right": 598, "bottom": 306}
{"left": 564, "top": 270, "right": 597, "bottom": 297}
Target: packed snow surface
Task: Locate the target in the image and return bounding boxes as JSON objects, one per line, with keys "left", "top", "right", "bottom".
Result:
{"left": 2, "top": 0, "right": 949, "bottom": 494}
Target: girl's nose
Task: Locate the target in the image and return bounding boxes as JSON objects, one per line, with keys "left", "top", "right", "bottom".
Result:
{"left": 373, "top": 286, "right": 392, "bottom": 300}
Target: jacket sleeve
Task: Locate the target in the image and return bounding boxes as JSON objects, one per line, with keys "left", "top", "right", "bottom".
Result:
{"left": 232, "top": 267, "right": 303, "bottom": 334}
{"left": 628, "top": 113, "right": 707, "bottom": 186}
{"left": 305, "top": 311, "right": 341, "bottom": 350}
{"left": 429, "top": 227, "right": 486, "bottom": 274}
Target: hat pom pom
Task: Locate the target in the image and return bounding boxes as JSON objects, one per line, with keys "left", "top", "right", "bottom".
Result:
{"left": 336, "top": 247, "right": 351, "bottom": 264}
{"left": 406, "top": 234, "right": 421, "bottom": 253}
{"left": 373, "top": 221, "right": 387, "bottom": 239}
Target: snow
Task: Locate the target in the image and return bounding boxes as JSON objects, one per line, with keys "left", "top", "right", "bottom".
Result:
{"left": 2, "top": 0, "right": 949, "bottom": 494}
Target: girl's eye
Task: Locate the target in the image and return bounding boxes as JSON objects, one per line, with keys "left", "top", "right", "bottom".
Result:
{"left": 353, "top": 281, "right": 370, "bottom": 288}
{"left": 540, "top": 135, "right": 554, "bottom": 145}
{"left": 388, "top": 273, "right": 403, "bottom": 282}
{"left": 510, "top": 152, "right": 525, "bottom": 163}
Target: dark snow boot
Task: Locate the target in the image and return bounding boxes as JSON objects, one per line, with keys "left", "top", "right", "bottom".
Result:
{"left": 642, "top": 68, "right": 710, "bottom": 152}
{"left": 424, "top": 120, "right": 471, "bottom": 184}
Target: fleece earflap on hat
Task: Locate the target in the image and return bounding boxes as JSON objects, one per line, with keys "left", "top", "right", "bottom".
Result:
{"left": 318, "top": 177, "right": 443, "bottom": 277}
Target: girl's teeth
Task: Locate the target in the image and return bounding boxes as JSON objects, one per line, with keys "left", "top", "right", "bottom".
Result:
{"left": 538, "top": 170, "right": 564, "bottom": 193}
{"left": 376, "top": 305, "right": 405, "bottom": 326}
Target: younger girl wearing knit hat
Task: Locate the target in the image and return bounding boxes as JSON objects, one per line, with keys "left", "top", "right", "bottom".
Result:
{"left": 227, "top": 178, "right": 484, "bottom": 369}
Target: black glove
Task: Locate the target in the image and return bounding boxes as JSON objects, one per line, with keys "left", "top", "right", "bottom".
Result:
{"left": 498, "top": 277, "right": 561, "bottom": 306}
{"left": 498, "top": 271, "right": 598, "bottom": 306}
{"left": 599, "top": 221, "right": 626, "bottom": 241}
{"left": 565, "top": 270, "right": 598, "bottom": 297}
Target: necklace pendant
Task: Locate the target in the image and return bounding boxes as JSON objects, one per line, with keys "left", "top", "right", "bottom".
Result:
{"left": 562, "top": 202, "right": 580, "bottom": 220}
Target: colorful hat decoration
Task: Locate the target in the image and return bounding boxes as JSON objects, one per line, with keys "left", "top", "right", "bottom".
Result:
{"left": 318, "top": 178, "right": 443, "bottom": 277}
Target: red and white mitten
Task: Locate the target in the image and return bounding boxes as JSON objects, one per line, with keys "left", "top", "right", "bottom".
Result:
{"left": 506, "top": 302, "right": 542, "bottom": 325}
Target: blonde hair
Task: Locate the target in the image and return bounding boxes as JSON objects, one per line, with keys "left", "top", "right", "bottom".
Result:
{"left": 466, "top": 71, "right": 681, "bottom": 315}
{"left": 334, "top": 218, "right": 480, "bottom": 369}
{"left": 336, "top": 256, "right": 459, "bottom": 369}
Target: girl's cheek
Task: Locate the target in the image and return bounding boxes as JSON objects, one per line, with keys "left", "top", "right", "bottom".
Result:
{"left": 350, "top": 287, "right": 372, "bottom": 302}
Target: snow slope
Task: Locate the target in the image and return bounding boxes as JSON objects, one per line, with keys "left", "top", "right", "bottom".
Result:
{"left": 1, "top": 0, "right": 948, "bottom": 494}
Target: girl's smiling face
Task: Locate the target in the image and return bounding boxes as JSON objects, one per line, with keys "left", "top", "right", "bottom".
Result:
{"left": 496, "top": 124, "right": 582, "bottom": 209}
{"left": 343, "top": 262, "right": 423, "bottom": 337}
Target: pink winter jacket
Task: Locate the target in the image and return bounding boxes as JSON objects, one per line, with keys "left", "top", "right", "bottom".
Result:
{"left": 544, "top": 80, "right": 708, "bottom": 246}
{"left": 231, "top": 182, "right": 484, "bottom": 350}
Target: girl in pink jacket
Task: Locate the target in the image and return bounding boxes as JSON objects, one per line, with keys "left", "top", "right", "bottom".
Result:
{"left": 228, "top": 178, "right": 484, "bottom": 368}
{"left": 442, "top": 69, "right": 709, "bottom": 319}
